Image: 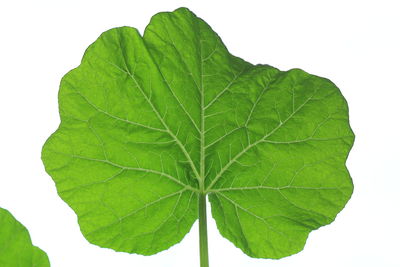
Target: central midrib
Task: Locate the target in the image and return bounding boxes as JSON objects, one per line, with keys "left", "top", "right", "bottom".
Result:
{"left": 199, "top": 35, "right": 206, "bottom": 194}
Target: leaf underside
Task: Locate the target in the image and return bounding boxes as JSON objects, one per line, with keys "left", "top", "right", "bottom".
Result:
{"left": 0, "top": 208, "right": 50, "bottom": 267}
{"left": 42, "top": 7, "right": 354, "bottom": 259}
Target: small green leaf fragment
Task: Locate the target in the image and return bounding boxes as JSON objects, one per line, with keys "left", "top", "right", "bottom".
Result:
{"left": 0, "top": 207, "right": 50, "bottom": 267}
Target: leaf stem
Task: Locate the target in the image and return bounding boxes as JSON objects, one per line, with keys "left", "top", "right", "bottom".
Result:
{"left": 199, "top": 193, "right": 209, "bottom": 267}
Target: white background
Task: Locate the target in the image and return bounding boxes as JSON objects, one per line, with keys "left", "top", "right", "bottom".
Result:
{"left": 0, "top": 0, "right": 399, "bottom": 266}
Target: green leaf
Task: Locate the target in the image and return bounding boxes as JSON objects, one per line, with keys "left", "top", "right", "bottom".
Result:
{"left": 0, "top": 207, "right": 50, "bottom": 266}
{"left": 42, "top": 7, "right": 354, "bottom": 260}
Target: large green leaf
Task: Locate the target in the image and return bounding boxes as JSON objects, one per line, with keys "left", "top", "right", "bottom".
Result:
{"left": 42, "top": 7, "right": 354, "bottom": 259}
{"left": 0, "top": 208, "right": 50, "bottom": 266}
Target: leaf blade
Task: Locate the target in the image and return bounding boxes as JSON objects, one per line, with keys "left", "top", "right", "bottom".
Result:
{"left": 42, "top": 7, "right": 354, "bottom": 259}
